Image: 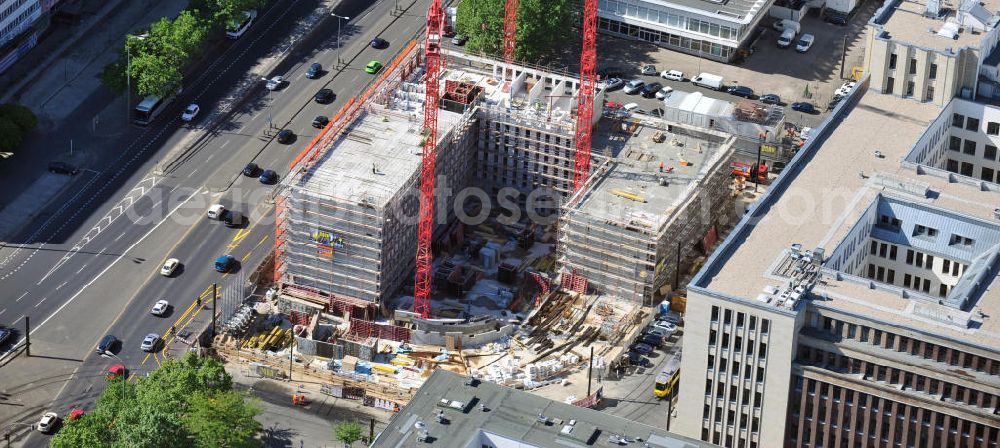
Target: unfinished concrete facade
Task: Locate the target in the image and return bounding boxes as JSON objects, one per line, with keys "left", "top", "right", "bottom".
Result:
{"left": 558, "top": 122, "right": 737, "bottom": 304}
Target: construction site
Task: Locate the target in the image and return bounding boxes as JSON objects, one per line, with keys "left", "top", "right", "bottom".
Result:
{"left": 210, "top": 0, "right": 773, "bottom": 413}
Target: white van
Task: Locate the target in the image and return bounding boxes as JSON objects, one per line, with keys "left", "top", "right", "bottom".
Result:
{"left": 777, "top": 28, "right": 797, "bottom": 48}
{"left": 772, "top": 19, "right": 801, "bottom": 34}
{"left": 691, "top": 73, "right": 725, "bottom": 91}
{"left": 660, "top": 69, "right": 684, "bottom": 81}
{"left": 207, "top": 204, "right": 226, "bottom": 220}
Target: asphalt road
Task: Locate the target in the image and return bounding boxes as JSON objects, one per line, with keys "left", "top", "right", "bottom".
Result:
{"left": 595, "top": 331, "right": 681, "bottom": 430}
{"left": 2, "top": 0, "right": 441, "bottom": 444}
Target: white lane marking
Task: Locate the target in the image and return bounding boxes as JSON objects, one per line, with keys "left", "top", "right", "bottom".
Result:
{"left": 114, "top": 232, "right": 126, "bottom": 242}
{"left": 12, "top": 315, "right": 23, "bottom": 325}
{"left": 16, "top": 291, "right": 27, "bottom": 302}
{"left": 220, "top": 140, "right": 230, "bottom": 149}
{"left": 188, "top": 168, "right": 200, "bottom": 178}
{"left": 35, "top": 297, "right": 47, "bottom": 307}
{"left": 206, "top": 154, "right": 215, "bottom": 162}
{"left": 14, "top": 188, "right": 204, "bottom": 346}
{"left": 76, "top": 264, "right": 88, "bottom": 274}
{"left": 56, "top": 281, "right": 67, "bottom": 290}
{"left": 0, "top": 309, "right": 5, "bottom": 316}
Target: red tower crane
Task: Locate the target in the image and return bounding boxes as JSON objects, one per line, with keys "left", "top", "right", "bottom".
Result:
{"left": 572, "top": 0, "right": 599, "bottom": 192}
{"left": 412, "top": 0, "right": 445, "bottom": 319}
{"left": 502, "top": 0, "right": 519, "bottom": 65}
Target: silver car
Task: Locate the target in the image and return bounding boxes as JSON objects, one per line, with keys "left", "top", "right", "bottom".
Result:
{"left": 140, "top": 333, "right": 160, "bottom": 352}
{"left": 623, "top": 79, "right": 645, "bottom": 95}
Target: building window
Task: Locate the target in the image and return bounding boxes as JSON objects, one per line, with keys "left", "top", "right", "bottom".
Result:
{"left": 929, "top": 63, "right": 938, "bottom": 79}
{"left": 886, "top": 77, "right": 894, "bottom": 94}
{"left": 989, "top": 122, "right": 1000, "bottom": 135}
{"left": 949, "top": 136, "right": 961, "bottom": 151}
{"left": 939, "top": 284, "right": 948, "bottom": 296}
{"left": 953, "top": 113, "right": 965, "bottom": 127}
{"left": 986, "top": 145, "right": 997, "bottom": 161}
{"left": 966, "top": 117, "right": 980, "bottom": 131}
{"left": 886, "top": 269, "right": 895, "bottom": 284}
{"left": 867, "top": 264, "right": 876, "bottom": 278}
{"left": 906, "top": 249, "right": 914, "bottom": 264}
{"left": 942, "top": 259, "right": 951, "bottom": 273}
{"left": 889, "top": 245, "right": 897, "bottom": 260}
{"left": 909, "top": 58, "right": 917, "bottom": 74}
{"left": 961, "top": 162, "right": 974, "bottom": 176}
{"left": 904, "top": 273, "right": 912, "bottom": 287}
{"left": 982, "top": 167, "right": 995, "bottom": 182}
{"left": 925, "top": 86, "right": 934, "bottom": 102}
{"left": 963, "top": 139, "right": 977, "bottom": 156}
{"left": 946, "top": 158, "right": 959, "bottom": 172}
{"left": 889, "top": 54, "right": 897, "bottom": 70}
{"left": 905, "top": 81, "right": 915, "bottom": 97}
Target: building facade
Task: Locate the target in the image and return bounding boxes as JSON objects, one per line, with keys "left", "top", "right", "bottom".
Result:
{"left": 596, "top": 0, "right": 774, "bottom": 62}
{"left": 864, "top": 0, "right": 1000, "bottom": 106}
{"left": 673, "top": 83, "right": 1000, "bottom": 448}
{"left": 0, "top": 0, "right": 57, "bottom": 74}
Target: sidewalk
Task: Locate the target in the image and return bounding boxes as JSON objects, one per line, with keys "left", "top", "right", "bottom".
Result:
{"left": 0, "top": 0, "right": 189, "bottom": 242}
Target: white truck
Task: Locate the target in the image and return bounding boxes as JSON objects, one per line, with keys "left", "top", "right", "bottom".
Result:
{"left": 691, "top": 73, "right": 725, "bottom": 91}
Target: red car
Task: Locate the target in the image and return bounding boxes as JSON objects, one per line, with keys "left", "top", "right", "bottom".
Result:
{"left": 106, "top": 364, "right": 126, "bottom": 380}
{"left": 69, "top": 409, "right": 85, "bottom": 421}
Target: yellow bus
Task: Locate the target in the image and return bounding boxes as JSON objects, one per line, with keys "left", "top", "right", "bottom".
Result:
{"left": 654, "top": 351, "right": 681, "bottom": 398}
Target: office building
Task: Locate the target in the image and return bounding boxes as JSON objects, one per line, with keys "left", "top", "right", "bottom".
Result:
{"left": 373, "top": 369, "right": 713, "bottom": 447}
{"left": 673, "top": 83, "right": 1000, "bottom": 448}
{"left": 596, "top": 0, "right": 775, "bottom": 62}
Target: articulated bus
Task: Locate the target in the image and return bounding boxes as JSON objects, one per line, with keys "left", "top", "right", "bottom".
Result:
{"left": 654, "top": 351, "right": 681, "bottom": 399}
{"left": 132, "top": 87, "right": 180, "bottom": 126}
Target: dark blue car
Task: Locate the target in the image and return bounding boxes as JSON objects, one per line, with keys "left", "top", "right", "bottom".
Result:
{"left": 215, "top": 255, "right": 235, "bottom": 273}
{"left": 259, "top": 169, "right": 278, "bottom": 184}
{"left": 791, "top": 102, "right": 817, "bottom": 113}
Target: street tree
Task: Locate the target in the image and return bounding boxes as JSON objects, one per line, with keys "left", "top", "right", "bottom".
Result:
{"left": 0, "top": 119, "right": 23, "bottom": 152}
{"left": 51, "top": 353, "right": 261, "bottom": 447}
{"left": 197, "top": 0, "right": 266, "bottom": 30}
{"left": 334, "top": 420, "right": 364, "bottom": 447}
{"left": 455, "top": 0, "right": 576, "bottom": 62}
{"left": 0, "top": 103, "right": 38, "bottom": 134}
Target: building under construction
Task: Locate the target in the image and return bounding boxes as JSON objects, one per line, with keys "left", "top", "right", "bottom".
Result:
{"left": 274, "top": 41, "right": 739, "bottom": 313}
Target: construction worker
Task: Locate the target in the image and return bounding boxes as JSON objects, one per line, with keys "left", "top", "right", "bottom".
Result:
{"left": 659, "top": 162, "right": 665, "bottom": 173}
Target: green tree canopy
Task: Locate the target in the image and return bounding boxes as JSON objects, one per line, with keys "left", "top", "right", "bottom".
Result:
{"left": 0, "top": 119, "right": 24, "bottom": 152}
{"left": 334, "top": 420, "right": 364, "bottom": 446}
{"left": 455, "top": 0, "right": 577, "bottom": 62}
{"left": 51, "top": 353, "right": 261, "bottom": 448}
{"left": 0, "top": 103, "right": 37, "bottom": 134}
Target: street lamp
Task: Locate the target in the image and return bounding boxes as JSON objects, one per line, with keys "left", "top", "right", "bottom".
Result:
{"left": 101, "top": 352, "right": 128, "bottom": 402}
{"left": 331, "top": 14, "right": 350, "bottom": 67}
{"left": 125, "top": 34, "right": 148, "bottom": 124}
{"left": 260, "top": 77, "right": 273, "bottom": 129}
{"left": 4, "top": 422, "right": 36, "bottom": 447}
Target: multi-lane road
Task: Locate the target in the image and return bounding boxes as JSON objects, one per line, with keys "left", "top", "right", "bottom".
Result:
{"left": 1, "top": 0, "right": 441, "bottom": 444}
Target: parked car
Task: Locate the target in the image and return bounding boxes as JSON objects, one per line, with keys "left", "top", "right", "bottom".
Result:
{"left": 107, "top": 364, "right": 127, "bottom": 380}
{"left": 370, "top": 37, "right": 388, "bottom": 49}
{"left": 312, "top": 115, "right": 329, "bottom": 128}
{"left": 650, "top": 107, "right": 665, "bottom": 117}
{"left": 791, "top": 102, "right": 817, "bottom": 113}
{"left": 276, "top": 129, "right": 295, "bottom": 144}
{"left": 760, "top": 93, "right": 781, "bottom": 105}
{"left": 305, "top": 63, "right": 322, "bottom": 79}
{"left": 140, "top": 333, "right": 160, "bottom": 352}
{"left": 655, "top": 86, "right": 674, "bottom": 99}
{"left": 625, "top": 351, "right": 652, "bottom": 367}
{"left": 365, "top": 60, "right": 383, "bottom": 74}
{"left": 223, "top": 210, "right": 245, "bottom": 228}
{"left": 622, "top": 102, "right": 640, "bottom": 113}
{"left": 651, "top": 320, "right": 677, "bottom": 333}
{"left": 777, "top": 28, "right": 796, "bottom": 48}
{"left": 600, "top": 77, "right": 624, "bottom": 91}
{"left": 824, "top": 14, "right": 848, "bottom": 25}
{"left": 451, "top": 34, "right": 467, "bottom": 45}
{"left": 151, "top": 299, "right": 169, "bottom": 316}
{"left": 660, "top": 69, "right": 684, "bottom": 81}
{"left": 728, "top": 85, "right": 755, "bottom": 98}
{"left": 243, "top": 162, "right": 259, "bottom": 177}
{"left": 796, "top": 34, "right": 815, "bottom": 53}
{"left": 639, "top": 333, "right": 663, "bottom": 347}
{"left": 640, "top": 82, "right": 663, "bottom": 98}
{"left": 639, "top": 64, "right": 657, "bottom": 75}
{"left": 597, "top": 66, "right": 625, "bottom": 79}
{"left": 48, "top": 162, "right": 79, "bottom": 175}
{"left": 225, "top": 9, "right": 257, "bottom": 39}
{"left": 623, "top": 79, "right": 645, "bottom": 94}
{"left": 259, "top": 169, "right": 278, "bottom": 184}
{"left": 180, "top": 104, "right": 199, "bottom": 121}
{"left": 160, "top": 258, "right": 180, "bottom": 276}
{"left": 37, "top": 412, "right": 59, "bottom": 434}
{"left": 314, "top": 88, "right": 335, "bottom": 104}
{"left": 207, "top": 204, "right": 225, "bottom": 220}
{"left": 630, "top": 342, "right": 653, "bottom": 354}
{"left": 643, "top": 326, "right": 669, "bottom": 340}
{"left": 265, "top": 75, "right": 283, "bottom": 90}
{"left": 835, "top": 81, "right": 857, "bottom": 98}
